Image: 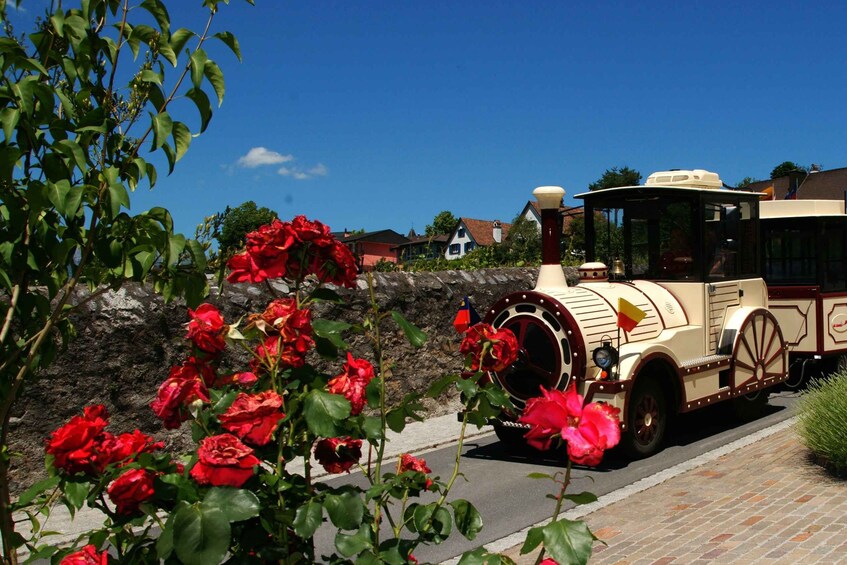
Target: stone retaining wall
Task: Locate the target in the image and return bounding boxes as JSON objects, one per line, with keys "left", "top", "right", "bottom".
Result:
{"left": 10, "top": 267, "right": 578, "bottom": 492}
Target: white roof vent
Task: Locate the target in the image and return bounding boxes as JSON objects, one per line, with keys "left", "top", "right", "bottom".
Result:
{"left": 645, "top": 169, "right": 723, "bottom": 189}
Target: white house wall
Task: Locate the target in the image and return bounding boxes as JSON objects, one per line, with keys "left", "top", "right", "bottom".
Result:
{"left": 445, "top": 222, "right": 474, "bottom": 260}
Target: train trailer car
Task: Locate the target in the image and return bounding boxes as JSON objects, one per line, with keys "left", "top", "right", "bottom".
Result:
{"left": 484, "top": 171, "right": 789, "bottom": 458}
{"left": 761, "top": 198, "right": 847, "bottom": 384}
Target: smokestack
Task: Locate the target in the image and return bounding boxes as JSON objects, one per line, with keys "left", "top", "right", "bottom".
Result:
{"left": 533, "top": 185, "right": 568, "bottom": 290}
{"left": 493, "top": 220, "right": 502, "bottom": 243}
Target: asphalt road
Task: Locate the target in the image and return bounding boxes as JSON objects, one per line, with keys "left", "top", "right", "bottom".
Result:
{"left": 320, "top": 387, "right": 801, "bottom": 563}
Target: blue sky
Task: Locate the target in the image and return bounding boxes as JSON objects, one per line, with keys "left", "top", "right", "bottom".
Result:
{"left": 11, "top": 1, "right": 847, "bottom": 238}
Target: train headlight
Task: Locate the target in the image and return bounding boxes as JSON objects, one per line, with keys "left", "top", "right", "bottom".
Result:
{"left": 592, "top": 341, "right": 618, "bottom": 371}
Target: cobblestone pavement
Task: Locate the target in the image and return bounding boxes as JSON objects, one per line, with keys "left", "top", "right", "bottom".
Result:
{"left": 502, "top": 426, "right": 847, "bottom": 564}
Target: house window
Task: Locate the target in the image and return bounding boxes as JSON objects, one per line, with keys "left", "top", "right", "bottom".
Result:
{"left": 464, "top": 242, "right": 475, "bottom": 253}
{"left": 457, "top": 228, "right": 466, "bottom": 238}
{"left": 449, "top": 243, "right": 461, "bottom": 255}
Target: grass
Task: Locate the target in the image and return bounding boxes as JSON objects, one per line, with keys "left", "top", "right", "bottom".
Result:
{"left": 796, "top": 371, "right": 847, "bottom": 475}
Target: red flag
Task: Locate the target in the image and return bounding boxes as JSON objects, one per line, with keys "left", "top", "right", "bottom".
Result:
{"left": 453, "top": 296, "right": 480, "bottom": 333}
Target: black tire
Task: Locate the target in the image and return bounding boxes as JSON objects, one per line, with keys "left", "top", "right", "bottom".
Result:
{"left": 732, "top": 388, "right": 769, "bottom": 422}
{"left": 621, "top": 379, "right": 668, "bottom": 459}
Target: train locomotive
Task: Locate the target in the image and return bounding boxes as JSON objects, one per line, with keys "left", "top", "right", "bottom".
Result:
{"left": 485, "top": 170, "right": 795, "bottom": 458}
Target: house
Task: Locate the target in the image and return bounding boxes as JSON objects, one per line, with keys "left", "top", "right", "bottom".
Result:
{"left": 336, "top": 229, "right": 409, "bottom": 272}
{"left": 444, "top": 218, "right": 511, "bottom": 260}
{"left": 517, "top": 199, "right": 584, "bottom": 234}
{"left": 747, "top": 166, "right": 847, "bottom": 200}
{"left": 391, "top": 229, "right": 449, "bottom": 263}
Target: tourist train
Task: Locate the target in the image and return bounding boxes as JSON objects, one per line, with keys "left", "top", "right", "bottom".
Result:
{"left": 483, "top": 170, "right": 847, "bottom": 457}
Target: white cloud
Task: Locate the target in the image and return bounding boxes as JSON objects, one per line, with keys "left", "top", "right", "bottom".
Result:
{"left": 237, "top": 147, "right": 294, "bottom": 168}
{"left": 277, "top": 162, "right": 329, "bottom": 181}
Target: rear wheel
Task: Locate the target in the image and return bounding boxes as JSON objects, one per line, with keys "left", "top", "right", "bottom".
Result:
{"left": 621, "top": 379, "right": 667, "bottom": 459}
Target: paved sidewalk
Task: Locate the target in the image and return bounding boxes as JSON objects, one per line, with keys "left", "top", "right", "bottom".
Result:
{"left": 499, "top": 420, "right": 847, "bottom": 564}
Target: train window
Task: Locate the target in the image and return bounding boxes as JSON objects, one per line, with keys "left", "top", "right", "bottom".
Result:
{"left": 762, "top": 222, "right": 815, "bottom": 284}
{"left": 822, "top": 221, "right": 847, "bottom": 291}
{"left": 705, "top": 201, "right": 757, "bottom": 281}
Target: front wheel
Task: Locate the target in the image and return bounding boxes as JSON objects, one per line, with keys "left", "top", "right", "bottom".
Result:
{"left": 620, "top": 379, "right": 668, "bottom": 459}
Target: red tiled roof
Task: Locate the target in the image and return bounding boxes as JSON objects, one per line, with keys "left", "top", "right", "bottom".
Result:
{"left": 460, "top": 218, "right": 511, "bottom": 246}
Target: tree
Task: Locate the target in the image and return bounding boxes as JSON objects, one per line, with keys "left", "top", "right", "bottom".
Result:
{"left": 734, "top": 176, "right": 759, "bottom": 190}
{"left": 425, "top": 210, "right": 458, "bottom": 236}
{"left": 771, "top": 161, "right": 806, "bottom": 179}
{"left": 504, "top": 214, "right": 541, "bottom": 265}
{"left": 216, "top": 201, "right": 278, "bottom": 255}
{"left": 0, "top": 1, "right": 248, "bottom": 561}
{"left": 588, "top": 166, "right": 642, "bottom": 191}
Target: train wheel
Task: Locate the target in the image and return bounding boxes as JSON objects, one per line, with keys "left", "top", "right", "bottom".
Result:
{"left": 621, "top": 379, "right": 667, "bottom": 459}
{"left": 730, "top": 310, "right": 786, "bottom": 391}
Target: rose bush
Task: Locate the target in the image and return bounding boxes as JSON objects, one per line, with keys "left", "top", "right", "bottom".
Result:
{"left": 24, "top": 211, "right": 624, "bottom": 564}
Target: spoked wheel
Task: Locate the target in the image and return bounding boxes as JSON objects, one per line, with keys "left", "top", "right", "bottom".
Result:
{"left": 621, "top": 379, "right": 667, "bottom": 459}
{"left": 730, "top": 310, "right": 787, "bottom": 391}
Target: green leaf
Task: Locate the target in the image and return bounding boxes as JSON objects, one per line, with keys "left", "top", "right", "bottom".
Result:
{"left": 186, "top": 238, "right": 207, "bottom": 271}
{"left": 204, "top": 60, "right": 225, "bottom": 106}
{"left": 1, "top": 108, "right": 20, "bottom": 140}
{"left": 54, "top": 140, "right": 88, "bottom": 174}
{"left": 62, "top": 481, "right": 88, "bottom": 511}
{"left": 203, "top": 488, "right": 260, "bottom": 523}
{"left": 303, "top": 389, "right": 351, "bottom": 437}
{"left": 310, "top": 287, "right": 344, "bottom": 303}
{"left": 426, "top": 374, "right": 460, "bottom": 398}
{"left": 108, "top": 183, "right": 130, "bottom": 218}
{"left": 457, "top": 548, "right": 517, "bottom": 565}
{"left": 190, "top": 49, "right": 208, "bottom": 90}
{"left": 450, "top": 500, "right": 483, "bottom": 541}
{"left": 151, "top": 111, "right": 173, "bottom": 150}
{"left": 526, "top": 472, "right": 555, "bottom": 480}
{"left": 362, "top": 416, "right": 384, "bottom": 441}
{"left": 213, "top": 31, "right": 242, "bottom": 61}
{"left": 520, "top": 526, "right": 544, "bottom": 555}
{"left": 324, "top": 490, "right": 365, "bottom": 530}
{"left": 293, "top": 501, "right": 323, "bottom": 538}
{"left": 173, "top": 503, "right": 231, "bottom": 565}
{"left": 390, "top": 311, "right": 428, "bottom": 348}
{"left": 14, "top": 475, "right": 60, "bottom": 508}
{"left": 413, "top": 503, "right": 452, "bottom": 541}
{"left": 140, "top": 68, "right": 163, "bottom": 86}
{"left": 542, "top": 518, "right": 596, "bottom": 565}
{"left": 562, "top": 492, "right": 599, "bottom": 506}
{"left": 140, "top": 0, "right": 171, "bottom": 33}
{"left": 335, "top": 524, "right": 372, "bottom": 557}
{"left": 172, "top": 120, "right": 191, "bottom": 162}
{"left": 312, "top": 319, "right": 351, "bottom": 349}
{"left": 185, "top": 88, "right": 212, "bottom": 132}
{"left": 170, "top": 28, "right": 195, "bottom": 54}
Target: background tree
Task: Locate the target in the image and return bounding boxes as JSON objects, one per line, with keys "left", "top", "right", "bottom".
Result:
{"left": 425, "top": 210, "right": 458, "bottom": 236}
{"left": 771, "top": 161, "right": 806, "bottom": 179}
{"left": 734, "top": 176, "right": 759, "bottom": 189}
{"left": 588, "top": 166, "right": 642, "bottom": 191}
{"left": 216, "top": 201, "right": 278, "bottom": 255}
{"left": 503, "top": 214, "right": 541, "bottom": 266}
{"left": 0, "top": 1, "right": 248, "bottom": 561}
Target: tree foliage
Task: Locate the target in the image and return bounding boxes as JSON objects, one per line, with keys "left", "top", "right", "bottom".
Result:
{"left": 588, "top": 166, "right": 642, "bottom": 191}
{"left": 0, "top": 1, "right": 249, "bottom": 561}
{"left": 770, "top": 161, "right": 806, "bottom": 179}
{"left": 216, "top": 201, "right": 278, "bottom": 255}
{"left": 425, "top": 210, "right": 458, "bottom": 236}
{"left": 734, "top": 176, "right": 759, "bottom": 190}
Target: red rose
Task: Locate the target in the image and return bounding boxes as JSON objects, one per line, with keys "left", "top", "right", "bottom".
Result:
{"left": 314, "top": 437, "right": 362, "bottom": 474}
{"left": 107, "top": 468, "right": 156, "bottom": 515}
{"left": 327, "top": 352, "right": 375, "bottom": 415}
{"left": 226, "top": 220, "right": 295, "bottom": 283}
{"left": 151, "top": 368, "right": 210, "bottom": 430}
{"left": 559, "top": 383, "right": 621, "bottom": 466}
{"left": 539, "top": 559, "right": 559, "bottom": 565}
{"left": 290, "top": 215, "right": 334, "bottom": 247}
{"left": 60, "top": 544, "right": 108, "bottom": 565}
{"left": 46, "top": 405, "right": 109, "bottom": 475}
{"left": 219, "top": 391, "right": 285, "bottom": 446}
{"left": 459, "top": 323, "right": 519, "bottom": 372}
{"left": 398, "top": 453, "right": 433, "bottom": 489}
{"left": 217, "top": 371, "right": 259, "bottom": 388}
{"left": 186, "top": 303, "right": 227, "bottom": 354}
{"left": 518, "top": 386, "right": 577, "bottom": 451}
{"left": 190, "top": 434, "right": 260, "bottom": 488}
{"left": 96, "top": 430, "right": 163, "bottom": 472}
{"left": 251, "top": 333, "right": 312, "bottom": 374}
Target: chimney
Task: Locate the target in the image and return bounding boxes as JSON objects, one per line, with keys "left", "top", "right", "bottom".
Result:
{"left": 533, "top": 185, "right": 568, "bottom": 290}
{"left": 492, "top": 220, "right": 502, "bottom": 243}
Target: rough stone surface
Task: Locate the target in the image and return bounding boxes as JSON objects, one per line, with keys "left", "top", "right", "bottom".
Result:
{"left": 9, "top": 267, "right": 578, "bottom": 494}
